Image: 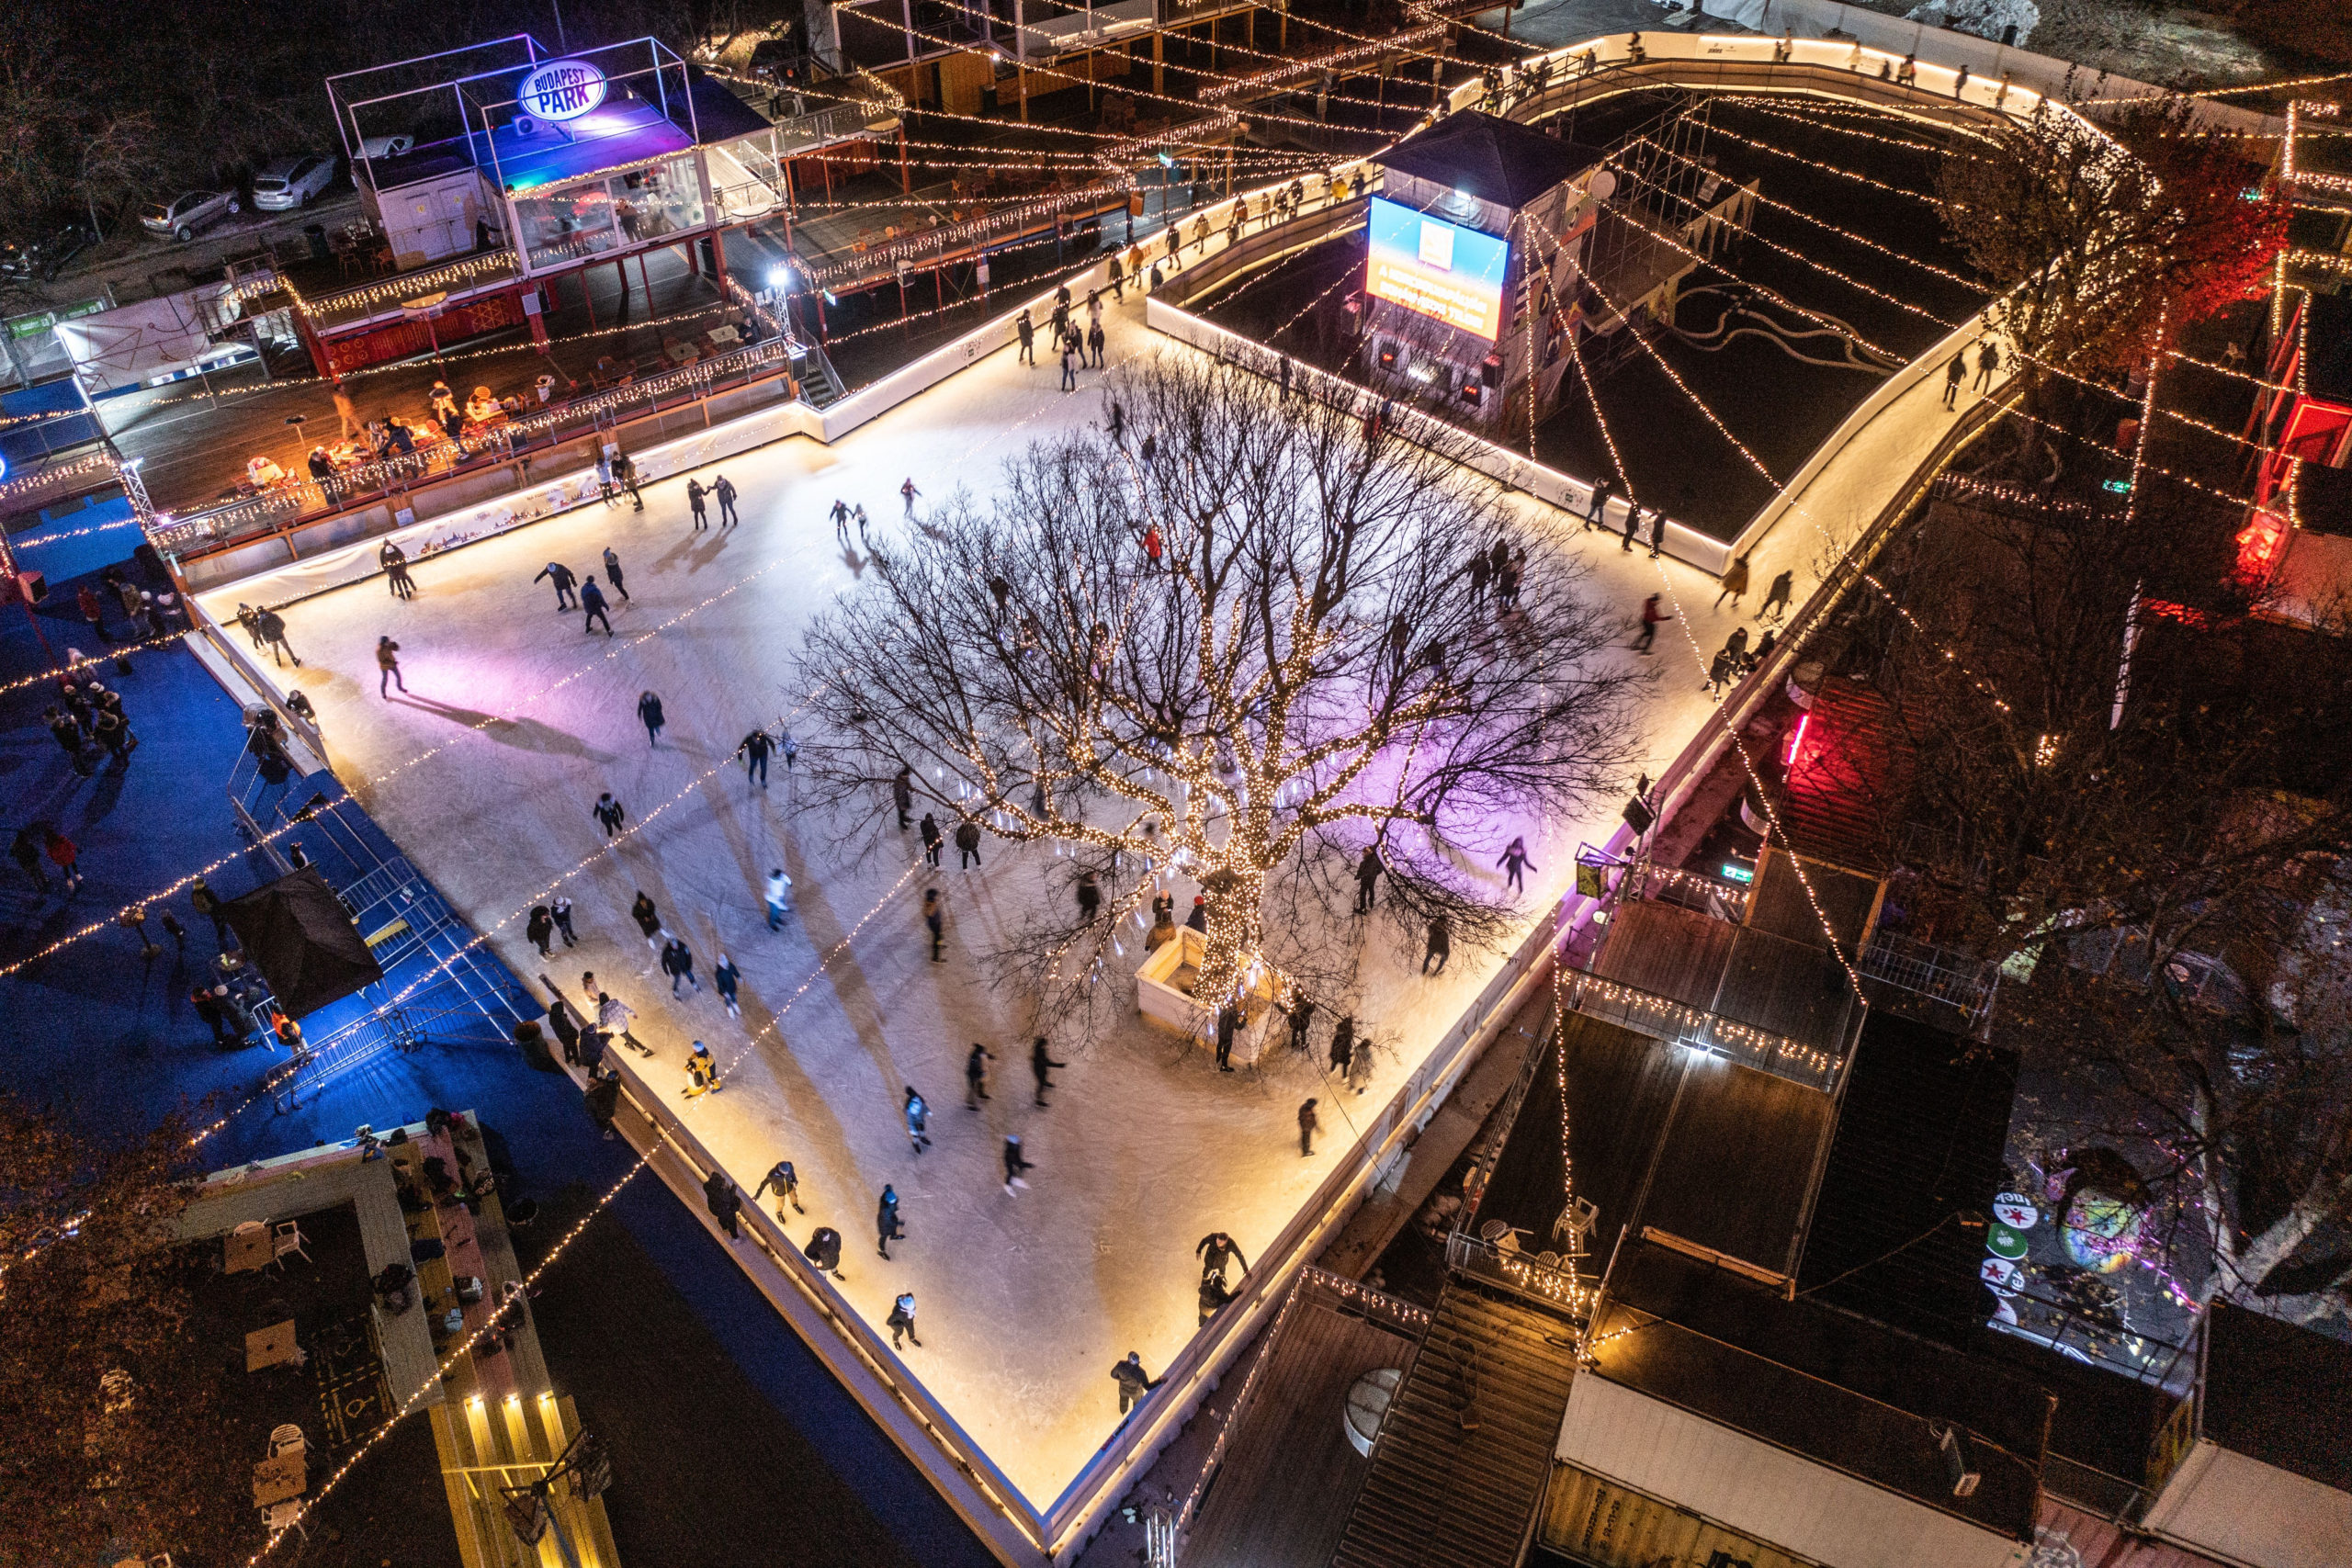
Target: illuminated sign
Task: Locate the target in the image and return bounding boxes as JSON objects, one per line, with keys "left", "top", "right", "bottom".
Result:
{"left": 1365, "top": 197, "right": 1509, "bottom": 342}
{"left": 517, "top": 60, "right": 609, "bottom": 123}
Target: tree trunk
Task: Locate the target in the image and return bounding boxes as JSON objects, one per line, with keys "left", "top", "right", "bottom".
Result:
{"left": 1194, "top": 865, "right": 1268, "bottom": 1009}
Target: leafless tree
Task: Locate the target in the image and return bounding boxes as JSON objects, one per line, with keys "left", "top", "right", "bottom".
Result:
{"left": 795, "top": 354, "right": 1644, "bottom": 1026}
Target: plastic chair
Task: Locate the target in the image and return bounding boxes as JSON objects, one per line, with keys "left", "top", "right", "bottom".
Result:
{"left": 268, "top": 1424, "right": 304, "bottom": 1459}
{"left": 260, "top": 1501, "right": 306, "bottom": 1540}
{"left": 270, "top": 1220, "right": 311, "bottom": 1270}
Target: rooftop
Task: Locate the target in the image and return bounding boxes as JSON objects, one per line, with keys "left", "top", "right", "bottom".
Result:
{"left": 368, "top": 72, "right": 772, "bottom": 196}
{"left": 2202, "top": 1301, "right": 2352, "bottom": 1491}
{"left": 1372, "top": 111, "right": 1604, "bottom": 213}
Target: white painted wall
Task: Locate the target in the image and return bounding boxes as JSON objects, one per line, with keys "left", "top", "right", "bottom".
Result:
{"left": 2141, "top": 1442, "right": 2352, "bottom": 1568}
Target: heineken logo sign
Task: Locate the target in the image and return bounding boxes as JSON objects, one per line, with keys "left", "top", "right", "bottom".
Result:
{"left": 517, "top": 60, "right": 608, "bottom": 122}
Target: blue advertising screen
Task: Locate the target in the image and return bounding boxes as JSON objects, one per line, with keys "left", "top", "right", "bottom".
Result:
{"left": 1365, "top": 197, "right": 1511, "bottom": 341}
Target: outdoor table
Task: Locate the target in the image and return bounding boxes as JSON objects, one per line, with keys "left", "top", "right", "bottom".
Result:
{"left": 252, "top": 1450, "right": 305, "bottom": 1506}
{"left": 244, "top": 1319, "right": 300, "bottom": 1371}
{"left": 224, "top": 1227, "right": 274, "bottom": 1275}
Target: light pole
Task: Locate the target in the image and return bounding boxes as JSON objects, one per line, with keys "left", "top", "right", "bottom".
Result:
{"left": 550, "top": 0, "right": 569, "bottom": 53}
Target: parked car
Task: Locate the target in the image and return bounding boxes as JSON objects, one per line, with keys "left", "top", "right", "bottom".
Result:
{"left": 251, "top": 155, "right": 337, "bottom": 211}
{"left": 0, "top": 220, "right": 97, "bottom": 282}
{"left": 140, "top": 190, "right": 240, "bottom": 243}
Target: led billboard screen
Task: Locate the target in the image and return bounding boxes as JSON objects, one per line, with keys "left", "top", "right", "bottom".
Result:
{"left": 1365, "top": 197, "right": 1510, "bottom": 341}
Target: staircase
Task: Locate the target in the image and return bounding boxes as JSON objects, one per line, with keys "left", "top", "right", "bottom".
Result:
{"left": 1331, "top": 1280, "right": 1582, "bottom": 1568}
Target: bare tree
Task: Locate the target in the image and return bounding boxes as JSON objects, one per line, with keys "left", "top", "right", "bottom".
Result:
{"left": 796, "top": 354, "right": 1643, "bottom": 1023}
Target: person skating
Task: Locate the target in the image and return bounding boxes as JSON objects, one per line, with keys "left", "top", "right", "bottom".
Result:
{"left": 534, "top": 560, "right": 580, "bottom": 609}
{"left": 854, "top": 503, "right": 870, "bottom": 547}
{"left": 954, "top": 819, "right": 982, "bottom": 869}
{"left": 662, "top": 937, "right": 701, "bottom": 997}
{"left": 1634, "top": 593, "right": 1669, "bottom": 654}
{"left": 255, "top": 606, "right": 300, "bottom": 667}
{"left": 805, "top": 1225, "right": 847, "bottom": 1279}
{"left": 1353, "top": 843, "right": 1383, "bottom": 913}
{"left": 703, "top": 1168, "right": 741, "bottom": 1238}
{"left": 780, "top": 730, "right": 797, "bottom": 773}
{"left": 593, "top": 792, "right": 627, "bottom": 838}
{"left": 1141, "top": 522, "right": 1162, "bottom": 571}
{"left": 714, "top": 474, "right": 739, "bottom": 526}
{"left": 1974, "top": 339, "right": 2001, "bottom": 391}
{"left": 1111, "top": 1351, "right": 1161, "bottom": 1415}
{"left": 1197, "top": 1229, "right": 1250, "bottom": 1280}
{"left": 614, "top": 450, "right": 644, "bottom": 510}
{"left": 381, "top": 540, "right": 417, "bottom": 599}
{"left": 886, "top": 1291, "right": 922, "bottom": 1348}
{"left": 965, "top": 1042, "right": 993, "bottom": 1107}
{"left": 713, "top": 952, "right": 741, "bottom": 1018}
{"left": 1002, "top": 1134, "right": 1034, "bottom": 1194}
{"left": 1075, "top": 867, "right": 1101, "bottom": 923}
{"left": 686, "top": 478, "right": 709, "bottom": 531}
{"left": 1087, "top": 319, "right": 1105, "bottom": 369}
{"left": 1498, "top": 836, "right": 1537, "bottom": 895}
{"left": 755, "top": 1157, "right": 805, "bottom": 1216}
{"left": 602, "top": 546, "right": 630, "bottom": 601}
{"left": 1649, "top": 506, "right": 1668, "bottom": 558}
{"left": 1759, "top": 570, "right": 1793, "bottom": 624}
{"left": 903, "top": 1086, "right": 932, "bottom": 1153}
{"left": 876, "top": 1185, "right": 906, "bottom": 1258}
{"left": 1706, "top": 648, "right": 1735, "bottom": 696}
{"left": 1943, "top": 353, "right": 1966, "bottom": 410}
{"left": 1059, "top": 336, "right": 1078, "bottom": 393}
{"left": 763, "top": 867, "right": 792, "bottom": 931}
{"left": 900, "top": 476, "right": 921, "bottom": 517}
{"left": 741, "top": 727, "right": 775, "bottom": 786}
{"left": 1031, "top": 1035, "right": 1067, "bottom": 1105}
{"left": 1198, "top": 1269, "right": 1235, "bottom": 1325}
{"left": 637, "top": 690, "right": 665, "bottom": 747}
{"left": 1329, "top": 1013, "right": 1356, "bottom": 1080}
{"left": 1422, "top": 915, "right": 1451, "bottom": 975}
{"left": 526, "top": 906, "right": 556, "bottom": 956}
{"left": 683, "top": 1041, "right": 720, "bottom": 1097}
{"left": 1215, "top": 1001, "right": 1240, "bottom": 1073}
{"left": 924, "top": 887, "right": 945, "bottom": 961}
{"left": 595, "top": 452, "right": 617, "bottom": 506}
{"left": 1715, "top": 551, "right": 1750, "bottom": 611}
{"left": 1621, "top": 504, "right": 1639, "bottom": 553}
{"left": 1016, "top": 308, "right": 1035, "bottom": 365}
{"left": 1298, "top": 1097, "right": 1320, "bottom": 1156}
{"left": 893, "top": 767, "right": 915, "bottom": 829}
{"left": 919, "top": 813, "right": 943, "bottom": 867}
{"left": 580, "top": 578, "right": 614, "bottom": 637}
{"left": 630, "top": 892, "right": 663, "bottom": 950}
{"left": 596, "top": 988, "right": 651, "bottom": 1055}
{"left": 376, "top": 636, "right": 405, "bottom": 697}
{"left": 831, "top": 498, "right": 851, "bottom": 546}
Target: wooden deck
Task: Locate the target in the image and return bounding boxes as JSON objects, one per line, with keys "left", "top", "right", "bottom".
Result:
{"left": 1330, "top": 1281, "right": 1580, "bottom": 1568}
{"left": 1591, "top": 898, "right": 1858, "bottom": 1073}
{"left": 1184, "top": 1277, "right": 1421, "bottom": 1568}
{"left": 1638, "top": 1055, "right": 1834, "bottom": 1281}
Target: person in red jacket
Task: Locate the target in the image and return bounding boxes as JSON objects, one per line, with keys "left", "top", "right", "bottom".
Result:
{"left": 44, "top": 827, "right": 82, "bottom": 892}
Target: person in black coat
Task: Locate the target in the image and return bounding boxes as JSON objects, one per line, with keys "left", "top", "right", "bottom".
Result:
{"left": 637, "top": 690, "right": 665, "bottom": 747}
{"left": 630, "top": 892, "right": 662, "bottom": 948}
{"left": 1185, "top": 895, "right": 1207, "bottom": 932}
{"left": 805, "top": 1225, "right": 846, "bottom": 1279}
{"left": 704, "top": 1170, "right": 741, "bottom": 1239}
{"left": 583, "top": 1070, "right": 620, "bottom": 1138}
{"left": 1354, "top": 845, "right": 1383, "bottom": 913}
{"left": 533, "top": 561, "right": 579, "bottom": 609}
{"left": 919, "top": 813, "right": 943, "bottom": 867}
{"left": 1422, "top": 916, "right": 1450, "bottom": 975}
{"left": 580, "top": 578, "right": 613, "bottom": 637}
{"left": 1215, "top": 1002, "right": 1240, "bottom": 1073}
{"left": 1032, "top": 1035, "right": 1067, "bottom": 1105}
{"left": 954, "top": 819, "right": 982, "bottom": 868}
{"left": 526, "top": 906, "right": 555, "bottom": 956}
{"left": 876, "top": 1186, "right": 906, "bottom": 1258}
{"left": 893, "top": 767, "right": 915, "bottom": 829}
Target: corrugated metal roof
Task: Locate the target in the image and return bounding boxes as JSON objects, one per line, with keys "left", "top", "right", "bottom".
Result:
{"left": 1331, "top": 1281, "right": 1581, "bottom": 1568}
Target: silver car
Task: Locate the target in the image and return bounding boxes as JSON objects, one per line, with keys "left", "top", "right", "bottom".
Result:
{"left": 252, "top": 155, "right": 337, "bottom": 211}
{"left": 141, "top": 190, "right": 241, "bottom": 243}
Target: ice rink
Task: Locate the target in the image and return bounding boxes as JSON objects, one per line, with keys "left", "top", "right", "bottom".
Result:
{"left": 200, "top": 282, "right": 1941, "bottom": 1503}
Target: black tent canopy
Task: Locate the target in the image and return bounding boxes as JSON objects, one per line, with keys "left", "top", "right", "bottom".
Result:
{"left": 220, "top": 866, "right": 382, "bottom": 1019}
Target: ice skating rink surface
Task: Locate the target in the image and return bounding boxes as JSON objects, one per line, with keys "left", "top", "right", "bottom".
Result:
{"left": 204, "top": 285, "right": 1944, "bottom": 1501}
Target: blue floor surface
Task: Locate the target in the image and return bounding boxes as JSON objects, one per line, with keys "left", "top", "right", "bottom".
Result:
{"left": 0, "top": 548, "right": 993, "bottom": 1567}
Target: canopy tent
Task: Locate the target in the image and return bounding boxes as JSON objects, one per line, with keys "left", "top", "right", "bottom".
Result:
{"left": 221, "top": 866, "right": 383, "bottom": 1019}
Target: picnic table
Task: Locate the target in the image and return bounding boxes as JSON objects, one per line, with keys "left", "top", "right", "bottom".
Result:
{"left": 245, "top": 1319, "right": 300, "bottom": 1371}
{"left": 252, "top": 1450, "right": 305, "bottom": 1507}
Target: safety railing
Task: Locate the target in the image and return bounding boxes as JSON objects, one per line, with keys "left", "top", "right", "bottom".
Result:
{"left": 1561, "top": 967, "right": 1854, "bottom": 1093}
{"left": 1859, "top": 928, "right": 1998, "bottom": 1028}
{"left": 1445, "top": 1228, "right": 1592, "bottom": 1318}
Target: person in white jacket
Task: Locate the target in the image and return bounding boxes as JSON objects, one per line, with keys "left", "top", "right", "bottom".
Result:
{"left": 765, "top": 868, "right": 793, "bottom": 931}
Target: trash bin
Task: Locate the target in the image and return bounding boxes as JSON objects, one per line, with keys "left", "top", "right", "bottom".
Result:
{"left": 304, "top": 222, "right": 329, "bottom": 261}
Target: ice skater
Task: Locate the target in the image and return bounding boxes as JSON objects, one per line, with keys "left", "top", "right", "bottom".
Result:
{"left": 920, "top": 813, "right": 943, "bottom": 867}
{"left": 581, "top": 578, "right": 614, "bottom": 637}
{"left": 1715, "top": 551, "right": 1750, "bottom": 611}
{"left": 255, "top": 606, "right": 300, "bottom": 668}
{"left": 638, "top": 690, "right": 665, "bottom": 747}
{"left": 831, "top": 498, "right": 851, "bottom": 546}
{"left": 683, "top": 1041, "right": 720, "bottom": 1096}
{"left": 686, "top": 478, "right": 709, "bottom": 531}
{"left": 1032, "top": 1035, "right": 1066, "bottom": 1105}
{"left": 894, "top": 767, "right": 915, "bottom": 829}
{"left": 1197, "top": 1232, "right": 1250, "bottom": 1280}
{"left": 764, "top": 867, "right": 793, "bottom": 931}
{"left": 527, "top": 907, "right": 556, "bottom": 956}
{"left": 614, "top": 450, "right": 644, "bottom": 510}
{"left": 924, "top": 887, "right": 944, "bottom": 961}
{"left": 901, "top": 477, "right": 920, "bottom": 517}
{"left": 741, "top": 726, "right": 775, "bottom": 786}
{"left": 713, "top": 952, "right": 741, "bottom": 1017}
{"left": 1634, "top": 593, "right": 1669, "bottom": 654}
{"left": 593, "top": 792, "right": 626, "bottom": 838}
{"left": 876, "top": 1185, "right": 906, "bottom": 1258}
{"left": 1354, "top": 843, "right": 1383, "bottom": 913}
{"left": 965, "top": 1042, "right": 993, "bottom": 1107}
{"left": 1016, "top": 308, "right": 1036, "bottom": 364}
{"left": 703, "top": 1170, "right": 741, "bottom": 1237}
{"left": 1498, "top": 836, "right": 1537, "bottom": 895}
{"left": 376, "top": 636, "right": 405, "bottom": 697}
{"left": 661, "top": 936, "right": 701, "bottom": 996}
{"left": 886, "top": 1291, "right": 922, "bottom": 1348}
{"left": 1759, "top": 569, "right": 1793, "bottom": 624}
{"left": 904, "top": 1086, "right": 932, "bottom": 1153}
{"left": 1111, "top": 1352, "right": 1161, "bottom": 1416}
{"left": 756, "top": 1157, "right": 806, "bottom": 1216}
{"left": 804, "top": 1225, "right": 846, "bottom": 1279}
{"left": 595, "top": 452, "right": 617, "bottom": 506}
{"left": 1329, "top": 1014, "right": 1355, "bottom": 1081}
{"left": 955, "top": 819, "right": 982, "bottom": 869}
{"left": 381, "top": 540, "right": 417, "bottom": 599}
{"left": 596, "top": 988, "right": 651, "bottom": 1055}
{"left": 1973, "top": 339, "right": 2001, "bottom": 391}
{"left": 1423, "top": 916, "right": 1451, "bottom": 974}
{"left": 1286, "top": 994, "right": 1315, "bottom": 1054}
{"left": 1943, "top": 353, "right": 1966, "bottom": 409}
{"left": 630, "top": 892, "right": 664, "bottom": 949}
{"left": 1215, "top": 1002, "right": 1241, "bottom": 1073}
{"left": 1002, "top": 1134, "right": 1034, "bottom": 1193}
{"left": 714, "top": 474, "right": 739, "bottom": 526}
{"left": 1297, "top": 1098, "right": 1321, "bottom": 1156}
{"left": 534, "top": 560, "right": 579, "bottom": 609}
{"left": 602, "top": 546, "right": 630, "bottom": 601}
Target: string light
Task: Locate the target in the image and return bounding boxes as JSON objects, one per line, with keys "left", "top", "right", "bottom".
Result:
{"left": 1702, "top": 122, "right": 1944, "bottom": 206}
{"left": 1199, "top": 27, "right": 1446, "bottom": 104}
{"left": 0, "top": 626, "right": 195, "bottom": 701}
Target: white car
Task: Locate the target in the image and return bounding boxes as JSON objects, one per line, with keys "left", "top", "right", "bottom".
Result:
{"left": 252, "top": 155, "right": 337, "bottom": 211}
{"left": 140, "top": 190, "right": 241, "bottom": 243}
